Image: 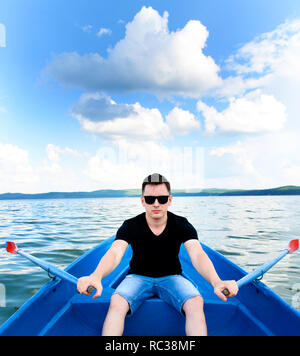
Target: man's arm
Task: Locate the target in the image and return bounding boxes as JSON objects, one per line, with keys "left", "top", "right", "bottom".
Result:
{"left": 92, "top": 240, "right": 129, "bottom": 279}
{"left": 184, "top": 239, "right": 238, "bottom": 301}
{"left": 77, "top": 239, "right": 128, "bottom": 298}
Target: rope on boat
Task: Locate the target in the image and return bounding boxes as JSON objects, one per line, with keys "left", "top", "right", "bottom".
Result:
{"left": 47, "top": 268, "right": 57, "bottom": 281}
{"left": 255, "top": 273, "right": 264, "bottom": 282}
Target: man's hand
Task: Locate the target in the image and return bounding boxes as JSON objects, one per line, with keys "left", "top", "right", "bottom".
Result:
{"left": 77, "top": 275, "right": 103, "bottom": 299}
{"left": 213, "top": 280, "right": 239, "bottom": 302}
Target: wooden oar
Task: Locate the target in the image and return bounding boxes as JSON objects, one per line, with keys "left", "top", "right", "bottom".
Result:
{"left": 223, "top": 239, "right": 299, "bottom": 296}
{"left": 6, "top": 242, "right": 94, "bottom": 294}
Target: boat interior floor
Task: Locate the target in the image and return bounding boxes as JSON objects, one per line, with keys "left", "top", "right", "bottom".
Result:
{"left": 38, "top": 266, "right": 273, "bottom": 336}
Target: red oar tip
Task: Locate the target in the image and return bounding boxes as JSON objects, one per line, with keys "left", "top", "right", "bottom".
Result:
{"left": 6, "top": 241, "right": 18, "bottom": 254}
{"left": 288, "top": 239, "right": 299, "bottom": 253}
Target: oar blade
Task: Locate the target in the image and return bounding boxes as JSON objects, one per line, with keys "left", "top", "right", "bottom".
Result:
{"left": 288, "top": 239, "right": 299, "bottom": 253}
{"left": 6, "top": 242, "right": 18, "bottom": 254}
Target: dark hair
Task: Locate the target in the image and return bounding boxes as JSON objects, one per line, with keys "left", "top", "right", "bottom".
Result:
{"left": 142, "top": 173, "right": 171, "bottom": 195}
{"left": 142, "top": 181, "right": 171, "bottom": 195}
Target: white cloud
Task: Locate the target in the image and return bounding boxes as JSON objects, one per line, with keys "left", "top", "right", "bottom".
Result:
{"left": 97, "top": 28, "right": 112, "bottom": 37}
{"left": 46, "top": 144, "right": 89, "bottom": 162}
{"left": 46, "top": 144, "right": 61, "bottom": 162}
{"left": 0, "top": 142, "right": 94, "bottom": 193}
{"left": 44, "top": 6, "right": 221, "bottom": 97}
{"left": 0, "top": 24, "right": 6, "bottom": 48}
{"left": 76, "top": 101, "right": 170, "bottom": 141}
{"left": 0, "top": 143, "right": 38, "bottom": 192}
{"left": 282, "top": 164, "right": 300, "bottom": 184}
{"left": 216, "top": 74, "right": 272, "bottom": 99}
{"left": 166, "top": 107, "right": 200, "bottom": 135}
{"left": 227, "top": 19, "right": 300, "bottom": 76}
{"left": 198, "top": 89, "right": 287, "bottom": 134}
{"left": 210, "top": 17, "right": 300, "bottom": 144}
{"left": 71, "top": 93, "right": 199, "bottom": 141}
{"left": 210, "top": 141, "right": 262, "bottom": 180}
{"left": 81, "top": 25, "right": 93, "bottom": 33}
{"left": 197, "top": 18, "right": 300, "bottom": 189}
{"left": 206, "top": 131, "right": 300, "bottom": 189}
{"left": 0, "top": 96, "right": 8, "bottom": 114}
{"left": 39, "top": 145, "right": 92, "bottom": 192}
{"left": 0, "top": 140, "right": 203, "bottom": 193}
{"left": 70, "top": 93, "right": 135, "bottom": 122}
{"left": 220, "top": 19, "right": 300, "bottom": 100}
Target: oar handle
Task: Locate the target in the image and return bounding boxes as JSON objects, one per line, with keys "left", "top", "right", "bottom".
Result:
{"left": 223, "top": 288, "right": 230, "bottom": 296}
{"left": 87, "top": 286, "right": 94, "bottom": 294}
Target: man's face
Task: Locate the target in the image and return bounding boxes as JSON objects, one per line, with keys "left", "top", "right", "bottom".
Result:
{"left": 141, "top": 184, "right": 172, "bottom": 219}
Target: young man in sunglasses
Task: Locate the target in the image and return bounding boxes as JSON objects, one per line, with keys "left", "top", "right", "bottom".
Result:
{"left": 77, "top": 173, "right": 238, "bottom": 336}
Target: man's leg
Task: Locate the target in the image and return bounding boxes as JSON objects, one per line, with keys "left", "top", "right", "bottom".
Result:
{"left": 156, "top": 275, "right": 206, "bottom": 336}
{"left": 182, "top": 296, "right": 207, "bottom": 336}
{"left": 102, "top": 275, "right": 155, "bottom": 336}
{"left": 102, "top": 294, "right": 130, "bottom": 336}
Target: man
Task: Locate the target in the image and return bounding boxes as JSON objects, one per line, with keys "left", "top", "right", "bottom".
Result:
{"left": 77, "top": 173, "right": 238, "bottom": 336}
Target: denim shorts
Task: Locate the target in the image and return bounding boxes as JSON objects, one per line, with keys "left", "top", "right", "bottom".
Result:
{"left": 113, "top": 274, "right": 201, "bottom": 316}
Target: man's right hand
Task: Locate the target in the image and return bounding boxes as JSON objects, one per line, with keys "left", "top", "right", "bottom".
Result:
{"left": 77, "top": 275, "right": 103, "bottom": 299}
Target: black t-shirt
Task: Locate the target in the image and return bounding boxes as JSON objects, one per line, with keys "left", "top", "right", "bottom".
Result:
{"left": 114, "top": 211, "right": 198, "bottom": 277}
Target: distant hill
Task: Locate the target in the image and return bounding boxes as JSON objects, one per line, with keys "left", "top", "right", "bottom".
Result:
{"left": 0, "top": 186, "right": 300, "bottom": 200}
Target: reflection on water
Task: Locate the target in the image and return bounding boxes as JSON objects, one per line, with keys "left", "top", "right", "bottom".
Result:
{"left": 1, "top": 195, "right": 300, "bottom": 325}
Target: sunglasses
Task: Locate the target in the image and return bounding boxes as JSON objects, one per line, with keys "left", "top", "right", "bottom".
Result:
{"left": 143, "top": 195, "right": 170, "bottom": 205}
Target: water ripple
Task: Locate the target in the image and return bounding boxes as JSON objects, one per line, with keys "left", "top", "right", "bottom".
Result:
{"left": 1, "top": 195, "right": 300, "bottom": 326}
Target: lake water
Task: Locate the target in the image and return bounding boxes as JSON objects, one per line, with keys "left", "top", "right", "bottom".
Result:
{"left": 1, "top": 196, "right": 300, "bottom": 326}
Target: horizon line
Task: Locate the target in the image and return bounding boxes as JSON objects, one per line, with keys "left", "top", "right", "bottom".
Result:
{"left": 1, "top": 184, "right": 300, "bottom": 196}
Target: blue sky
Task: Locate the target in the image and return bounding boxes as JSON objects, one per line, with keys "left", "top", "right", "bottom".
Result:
{"left": 1, "top": 0, "right": 300, "bottom": 193}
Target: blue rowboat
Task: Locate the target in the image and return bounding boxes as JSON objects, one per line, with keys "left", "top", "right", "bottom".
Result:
{"left": 1, "top": 235, "right": 300, "bottom": 336}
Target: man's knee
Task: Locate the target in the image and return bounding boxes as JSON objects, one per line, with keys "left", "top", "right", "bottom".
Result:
{"left": 182, "top": 296, "right": 204, "bottom": 316}
{"left": 109, "top": 294, "right": 130, "bottom": 316}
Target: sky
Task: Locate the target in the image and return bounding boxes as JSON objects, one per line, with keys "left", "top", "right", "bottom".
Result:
{"left": 1, "top": 0, "right": 300, "bottom": 193}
